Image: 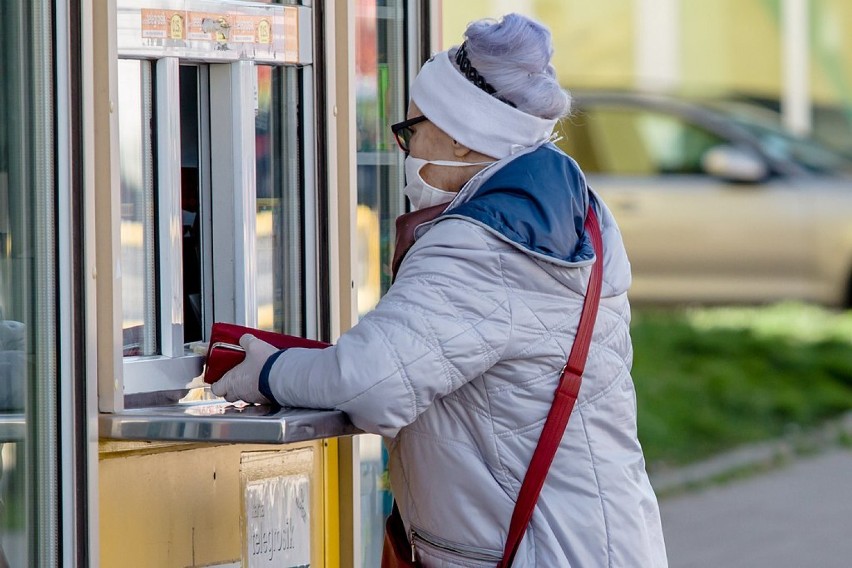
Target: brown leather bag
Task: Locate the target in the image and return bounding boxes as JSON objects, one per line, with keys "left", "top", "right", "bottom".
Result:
{"left": 390, "top": 202, "right": 447, "bottom": 280}
{"left": 382, "top": 503, "right": 416, "bottom": 568}
{"left": 381, "top": 206, "right": 604, "bottom": 567}
{"left": 383, "top": 204, "right": 446, "bottom": 568}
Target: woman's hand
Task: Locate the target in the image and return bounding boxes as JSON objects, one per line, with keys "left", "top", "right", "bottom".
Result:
{"left": 211, "top": 333, "right": 278, "bottom": 404}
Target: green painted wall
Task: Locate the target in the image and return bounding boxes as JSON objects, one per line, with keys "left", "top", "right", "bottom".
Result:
{"left": 442, "top": 0, "right": 635, "bottom": 89}
{"left": 679, "top": 0, "right": 781, "bottom": 98}
{"left": 441, "top": 0, "right": 852, "bottom": 103}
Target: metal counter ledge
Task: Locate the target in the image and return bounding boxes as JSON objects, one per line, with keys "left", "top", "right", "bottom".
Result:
{"left": 99, "top": 401, "right": 361, "bottom": 444}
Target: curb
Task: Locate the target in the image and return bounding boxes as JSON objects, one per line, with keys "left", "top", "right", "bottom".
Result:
{"left": 648, "top": 411, "right": 852, "bottom": 497}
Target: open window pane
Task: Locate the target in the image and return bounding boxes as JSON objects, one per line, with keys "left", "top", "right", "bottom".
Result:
{"left": 118, "top": 59, "right": 159, "bottom": 356}
{"left": 179, "top": 64, "right": 208, "bottom": 344}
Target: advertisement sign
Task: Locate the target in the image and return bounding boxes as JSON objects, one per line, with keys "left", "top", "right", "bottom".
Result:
{"left": 141, "top": 9, "right": 186, "bottom": 40}
{"left": 244, "top": 474, "right": 311, "bottom": 568}
{"left": 186, "top": 11, "right": 232, "bottom": 43}
{"left": 118, "top": 1, "right": 304, "bottom": 63}
{"left": 241, "top": 449, "right": 315, "bottom": 568}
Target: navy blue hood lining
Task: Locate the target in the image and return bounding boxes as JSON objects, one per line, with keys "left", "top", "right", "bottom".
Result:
{"left": 442, "top": 144, "right": 595, "bottom": 265}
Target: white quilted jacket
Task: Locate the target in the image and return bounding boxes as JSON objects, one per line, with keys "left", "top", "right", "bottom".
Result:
{"left": 265, "top": 145, "right": 668, "bottom": 567}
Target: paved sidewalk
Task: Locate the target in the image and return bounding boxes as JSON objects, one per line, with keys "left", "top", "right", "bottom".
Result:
{"left": 659, "top": 449, "right": 852, "bottom": 568}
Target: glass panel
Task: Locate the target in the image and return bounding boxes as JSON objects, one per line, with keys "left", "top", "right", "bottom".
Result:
{"left": 355, "top": 0, "right": 407, "bottom": 317}
{"left": 0, "top": 2, "right": 58, "bottom": 565}
{"left": 118, "top": 59, "right": 159, "bottom": 356}
{"left": 180, "top": 65, "right": 207, "bottom": 343}
{"left": 354, "top": 1, "right": 408, "bottom": 566}
{"left": 256, "top": 65, "right": 304, "bottom": 334}
{"left": 359, "top": 434, "right": 391, "bottom": 565}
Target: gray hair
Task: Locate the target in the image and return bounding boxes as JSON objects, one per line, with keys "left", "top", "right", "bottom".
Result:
{"left": 452, "top": 14, "right": 571, "bottom": 120}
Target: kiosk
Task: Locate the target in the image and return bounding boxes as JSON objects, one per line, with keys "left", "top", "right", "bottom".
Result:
{"left": 93, "top": 1, "right": 434, "bottom": 566}
{"left": 0, "top": 0, "right": 438, "bottom": 566}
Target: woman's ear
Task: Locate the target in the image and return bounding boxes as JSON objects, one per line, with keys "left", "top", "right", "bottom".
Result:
{"left": 452, "top": 140, "right": 472, "bottom": 158}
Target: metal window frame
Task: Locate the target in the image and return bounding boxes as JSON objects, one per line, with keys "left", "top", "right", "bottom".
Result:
{"left": 302, "top": 64, "right": 320, "bottom": 339}
{"left": 156, "top": 57, "right": 184, "bottom": 357}
{"left": 57, "top": 0, "right": 97, "bottom": 563}
{"left": 211, "top": 60, "right": 259, "bottom": 329}
{"left": 23, "top": 1, "right": 62, "bottom": 565}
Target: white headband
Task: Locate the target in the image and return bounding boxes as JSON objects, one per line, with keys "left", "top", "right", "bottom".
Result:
{"left": 410, "top": 50, "right": 557, "bottom": 159}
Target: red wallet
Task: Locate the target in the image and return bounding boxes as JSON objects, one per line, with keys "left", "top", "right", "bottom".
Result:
{"left": 203, "top": 322, "right": 330, "bottom": 384}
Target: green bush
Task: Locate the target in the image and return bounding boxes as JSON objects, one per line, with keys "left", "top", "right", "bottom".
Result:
{"left": 631, "top": 303, "right": 852, "bottom": 468}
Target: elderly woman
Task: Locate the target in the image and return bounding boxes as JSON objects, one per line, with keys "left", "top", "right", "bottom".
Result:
{"left": 214, "top": 13, "right": 667, "bottom": 567}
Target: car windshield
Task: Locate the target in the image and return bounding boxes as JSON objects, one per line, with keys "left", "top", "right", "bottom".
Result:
{"left": 705, "top": 101, "right": 852, "bottom": 176}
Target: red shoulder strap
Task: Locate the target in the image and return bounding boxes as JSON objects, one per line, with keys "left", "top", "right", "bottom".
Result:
{"left": 499, "top": 205, "right": 604, "bottom": 567}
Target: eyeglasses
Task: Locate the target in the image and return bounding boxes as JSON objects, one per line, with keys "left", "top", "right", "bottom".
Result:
{"left": 390, "top": 115, "right": 429, "bottom": 153}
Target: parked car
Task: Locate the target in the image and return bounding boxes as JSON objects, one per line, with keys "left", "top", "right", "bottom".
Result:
{"left": 556, "top": 91, "right": 852, "bottom": 308}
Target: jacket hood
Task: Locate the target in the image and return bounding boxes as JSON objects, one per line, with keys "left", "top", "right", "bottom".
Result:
{"left": 443, "top": 144, "right": 593, "bottom": 266}
{"left": 436, "top": 144, "right": 632, "bottom": 297}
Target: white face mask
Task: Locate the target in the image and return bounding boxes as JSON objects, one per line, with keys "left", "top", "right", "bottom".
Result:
{"left": 403, "top": 156, "right": 494, "bottom": 211}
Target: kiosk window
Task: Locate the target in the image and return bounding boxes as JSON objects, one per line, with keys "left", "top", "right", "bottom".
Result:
{"left": 115, "top": 55, "right": 314, "bottom": 401}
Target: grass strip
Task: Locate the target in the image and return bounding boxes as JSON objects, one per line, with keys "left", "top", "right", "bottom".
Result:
{"left": 631, "top": 302, "right": 852, "bottom": 468}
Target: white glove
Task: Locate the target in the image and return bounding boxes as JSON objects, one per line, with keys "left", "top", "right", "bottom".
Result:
{"left": 211, "top": 333, "right": 279, "bottom": 404}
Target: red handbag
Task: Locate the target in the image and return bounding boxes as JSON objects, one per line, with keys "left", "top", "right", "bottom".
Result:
{"left": 382, "top": 206, "right": 603, "bottom": 568}
{"left": 202, "top": 322, "right": 330, "bottom": 384}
